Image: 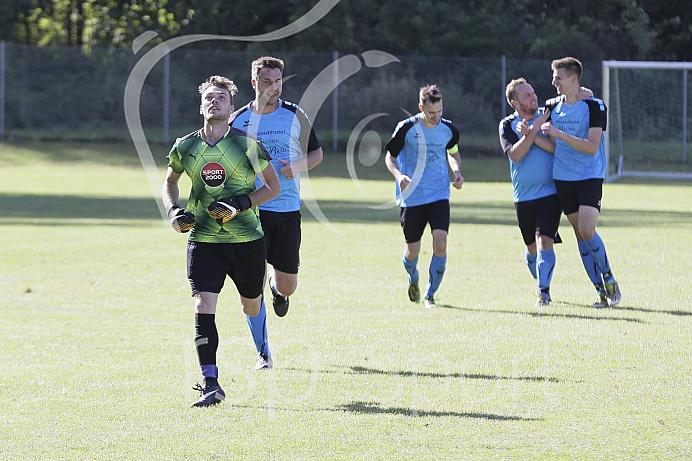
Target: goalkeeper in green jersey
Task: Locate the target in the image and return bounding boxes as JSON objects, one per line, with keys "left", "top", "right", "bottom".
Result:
{"left": 162, "top": 75, "right": 280, "bottom": 407}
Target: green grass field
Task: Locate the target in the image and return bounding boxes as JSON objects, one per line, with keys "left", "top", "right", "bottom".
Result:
{"left": 1, "top": 139, "right": 691, "bottom": 460}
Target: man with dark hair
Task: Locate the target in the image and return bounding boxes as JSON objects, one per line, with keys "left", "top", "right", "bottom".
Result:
{"left": 230, "top": 56, "right": 323, "bottom": 369}
{"left": 163, "top": 75, "right": 280, "bottom": 407}
{"left": 385, "top": 84, "right": 464, "bottom": 309}
{"left": 541, "top": 57, "right": 622, "bottom": 308}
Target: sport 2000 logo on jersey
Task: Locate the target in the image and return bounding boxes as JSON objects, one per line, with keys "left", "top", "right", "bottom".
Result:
{"left": 200, "top": 162, "right": 226, "bottom": 188}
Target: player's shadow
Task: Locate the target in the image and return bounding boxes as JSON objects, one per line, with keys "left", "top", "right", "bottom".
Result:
{"left": 345, "top": 366, "right": 560, "bottom": 383}
{"left": 437, "top": 303, "right": 647, "bottom": 323}
{"left": 336, "top": 400, "right": 540, "bottom": 421}
{"left": 232, "top": 400, "right": 540, "bottom": 421}
{"left": 0, "top": 193, "right": 160, "bottom": 222}
{"left": 608, "top": 305, "right": 692, "bottom": 317}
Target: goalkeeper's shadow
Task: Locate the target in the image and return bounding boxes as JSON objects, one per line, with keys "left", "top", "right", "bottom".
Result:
{"left": 437, "top": 303, "right": 647, "bottom": 323}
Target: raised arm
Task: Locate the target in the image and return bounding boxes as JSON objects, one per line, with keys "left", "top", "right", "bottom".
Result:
{"left": 542, "top": 124, "right": 602, "bottom": 155}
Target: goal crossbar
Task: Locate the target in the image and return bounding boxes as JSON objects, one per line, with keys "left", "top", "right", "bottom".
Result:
{"left": 602, "top": 61, "right": 692, "bottom": 182}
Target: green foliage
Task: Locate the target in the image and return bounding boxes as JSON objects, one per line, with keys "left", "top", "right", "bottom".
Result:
{"left": 0, "top": 0, "right": 689, "bottom": 60}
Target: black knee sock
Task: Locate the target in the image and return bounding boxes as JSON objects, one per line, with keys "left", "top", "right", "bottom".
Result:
{"left": 195, "top": 313, "right": 218, "bottom": 386}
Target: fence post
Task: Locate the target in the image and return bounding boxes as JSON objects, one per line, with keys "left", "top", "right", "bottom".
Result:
{"left": 163, "top": 47, "right": 170, "bottom": 145}
{"left": 332, "top": 50, "right": 339, "bottom": 153}
{"left": 0, "top": 41, "right": 5, "bottom": 139}
{"left": 501, "top": 55, "right": 506, "bottom": 118}
{"left": 683, "top": 69, "right": 688, "bottom": 163}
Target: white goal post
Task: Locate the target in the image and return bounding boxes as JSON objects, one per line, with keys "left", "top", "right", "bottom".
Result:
{"left": 602, "top": 60, "right": 692, "bottom": 182}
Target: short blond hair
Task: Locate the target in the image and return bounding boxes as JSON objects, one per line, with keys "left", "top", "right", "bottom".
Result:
{"left": 505, "top": 77, "right": 527, "bottom": 106}
{"left": 551, "top": 57, "right": 582, "bottom": 81}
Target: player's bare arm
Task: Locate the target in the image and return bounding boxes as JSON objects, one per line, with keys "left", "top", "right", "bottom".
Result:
{"left": 447, "top": 150, "right": 464, "bottom": 189}
{"left": 162, "top": 167, "right": 183, "bottom": 207}
{"left": 251, "top": 162, "right": 281, "bottom": 206}
{"left": 162, "top": 167, "right": 196, "bottom": 233}
{"left": 385, "top": 151, "right": 412, "bottom": 190}
{"left": 277, "top": 147, "right": 324, "bottom": 180}
{"left": 531, "top": 110, "right": 556, "bottom": 153}
{"left": 541, "top": 123, "right": 602, "bottom": 155}
{"left": 577, "top": 86, "right": 594, "bottom": 101}
{"left": 509, "top": 121, "right": 542, "bottom": 162}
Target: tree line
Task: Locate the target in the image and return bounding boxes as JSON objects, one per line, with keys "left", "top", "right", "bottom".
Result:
{"left": 0, "top": 0, "right": 689, "bottom": 61}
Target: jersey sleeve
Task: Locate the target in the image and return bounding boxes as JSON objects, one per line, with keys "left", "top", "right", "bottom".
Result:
{"left": 499, "top": 117, "right": 519, "bottom": 154}
{"left": 385, "top": 120, "right": 410, "bottom": 157}
{"left": 292, "top": 104, "right": 322, "bottom": 153}
{"left": 444, "top": 121, "right": 460, "bottom": 151}
{"left": 166, "top": 140, "right": 185, "bottom": 174}
{"left": 307, "top": 128, "right": 321, "bottom": 152}
{"left": 585, "top": 98, "right": 607, "bottom": 131}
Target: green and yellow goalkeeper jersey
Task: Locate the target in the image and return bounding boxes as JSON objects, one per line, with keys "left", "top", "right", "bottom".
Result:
{"left": 167, "top": 127, "right": 271, "bottom": 243}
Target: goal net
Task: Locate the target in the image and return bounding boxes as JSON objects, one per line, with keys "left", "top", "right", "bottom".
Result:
{"left": 602, "top": 60, "right": 692, "bottom": 181}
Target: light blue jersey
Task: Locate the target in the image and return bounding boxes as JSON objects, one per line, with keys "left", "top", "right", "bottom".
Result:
{"left": 230, "top": 100, "right": 321, "bottom": 212}
{"left": 547, "top": 96, "right": 608, "bottom": 181}
{"left": 499, "top": 109, "right": 557, "bottom": 202}
{"left": 385, "top": 114, "right": 460, "bottom": 208}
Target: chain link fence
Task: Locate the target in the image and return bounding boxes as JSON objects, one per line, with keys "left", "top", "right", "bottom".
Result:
{"left": 1, "top": 41, "right": 604, "bottom": 156}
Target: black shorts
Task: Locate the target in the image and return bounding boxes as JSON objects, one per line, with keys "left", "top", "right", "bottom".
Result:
{"left": 515, "top": 194, "right": 563, "bottom": 245}
{"left": 400, "top": 199, "right": 450, "bottom": 243}
{"left": 260, "top": 209, "right": 301, "bottom": 274}
{"left": 187, "top": 239, "right": 266, "bottom": 299}
{"left": 554, "top": 178, "right": 603, "bottom": 215}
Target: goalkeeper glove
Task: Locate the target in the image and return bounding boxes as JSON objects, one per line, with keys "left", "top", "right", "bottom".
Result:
{"left": 207, "top": 195, "right": 252, "bottom": 224}
{"left": 167, "top": 202, "right": 195, "bottom": 233}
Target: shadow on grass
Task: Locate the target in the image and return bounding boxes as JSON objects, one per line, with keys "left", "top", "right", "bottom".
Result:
{"left": 2, "top": 193, "right": 691, "bottom": 229}
{"left": 0, "top": 193, "right": 161, "bottom": 221}
{"left": 336, "top": 401, "right": 540, "bottom": 421}
{"left": 279, "top": 366, "right": 560, "bottom": 384}
{"left": 345, "top": 366, "right": 560, "bottom": 383}
{"left": 301, "top": 200, "right": 692, "bottom": 227}
{"left": 439, "top": 303, "right": 647, "bottom": 323}
{"left": 608, "top": 305, "right": 692, "bottom": 317}
{"left": 233, "top": 401, "right": 541, "bottom": 421}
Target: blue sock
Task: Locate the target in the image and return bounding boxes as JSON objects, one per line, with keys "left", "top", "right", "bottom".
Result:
{"left": 585, "top": 233, "right": 611, "bottom": 277}
{"left": 525, "top": 250, "right": 537, "bottom": 279}
{"left": 246, "top": 299, "right": 270, "bottom": 356}
{"left": 578, "top": 240, "right": 603, "bottom": 285}
{"left": 201, "top": 364, "right": 218, "bottom": 379}
{"left": 425, "top": 254, "right": 446, "bottom": 298}
{"left": 537, "top": 249, "right": 555, "bottom": 291}
{"left": 402, "top": 251, "right": 419, "bottom": 284}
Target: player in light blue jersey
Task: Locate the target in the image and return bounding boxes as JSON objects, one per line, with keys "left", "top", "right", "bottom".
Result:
{"left": 500, "top": 78, "right": 561, "bottom": 307}
{"left": 230, "top": 56, "right": 323, "bottom": 368}
{"left": 541, "top": 57, "right": 621, "bottom": 308}
{"left": 385, "top": 85, "right": 464, "bottom": 309}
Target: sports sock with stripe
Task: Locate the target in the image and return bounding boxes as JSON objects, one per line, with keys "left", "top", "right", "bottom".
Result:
{"left": 578, "top": 240, "right": 603, "bottom": 285}
{"left": 585, "top": 233, "right": 611, "bottom": 277}
{"left": 402, "top": 251, "right": 419, "bottom": 284}
{"left": 246, "top": 298, "right": 270, "bottom": 357}
{"left": 525, "top": 250, "right": 537, "bottom": 279}
{"left": 195, "top": 313, "right": 219, "bottom": 385}
{"left": 425, "top": 254, "right": 446, "bottom": 298}
{"left": 537, "top": 249, "right": 555, "bottom": 292}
